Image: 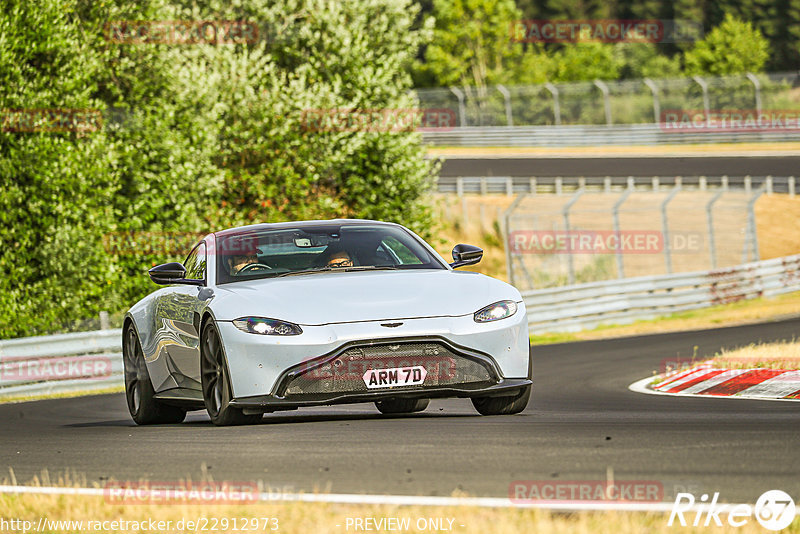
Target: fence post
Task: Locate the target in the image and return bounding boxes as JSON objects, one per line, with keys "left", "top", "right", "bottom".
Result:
{"left": 706, "top": 190, "right": 725, "bottom": 269}
{"left": 765, "top": 175, "right": 773, "bottom": 194}
{"left": 604, "top": 176, "right": 611, "bottom": 193}
{"left": 480, "top": 177, "right": 488, "bottom": 195}
{"left": 692, "top": 75, "right": 710, "bottom": 122}
{"left": 613, "top": 187, "right": 633, "bottom": 278}
{"left": 661, "top": 185, "right": 682, "bottom": 274}
{"left": 652, "top": 176, "right": 659, "bottom": 191}
{"left": 497, "top": 84, "right": 513, "bottom": 126}
{"left": 562, "top": 189, "right": 585, "bottom": 285}
{"left": 506, "top": 177, "right": 513, "bottom": 196}
{"left": 456, "top": 177, "right": 464, "bottom": 197}
{"left": 643, "top": 78, "right": 660, "bottom": 123}
{"left": 545, "top": 82, "right": 561, "bottom": 125}
{"left": 504, "top": 193, "right": 528, "bottom": 287}
{"left": 744, "top": 175, "right": 752, "bottom": 193}
{"left": 721, "top": 175, "right": 729, "bottom": 191}
{"left": 746, "top": 72, "right": 762, "bottom": 115}
{"left": 790, "top": 176, "right": 796, "bottom": 198}
{"left": 699, "top": 176, "right": 707, "bottom": 190}
{"left": 594, "top": 80, "right": 612, "bottom": 125}
{"left": 555, "top": 177, "right": 563, "bottom": 195}
{"left": 744, "top": 186, "right": 765, "bottom": 263}
{"left": 99, "top": 311, "right": 110, "bottom": 331}
{"left": 450, "top": 87, "right": 467, "bottom": 127}
{"left": 529, "top": 177, "right": 537, "bottom": 194}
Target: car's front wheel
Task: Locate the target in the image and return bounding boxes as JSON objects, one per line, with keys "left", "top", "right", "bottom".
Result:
{"left": 471, "top": 385, "right": 531, "bottom": 415}
{"left": 374, "top": 398, "right": 429, "bottom": 414}
{"left": 123, "top": 325, "right": 186, "bottom": 425}
{"left": 201, "top": 321, "right": 262, "bottom": 426}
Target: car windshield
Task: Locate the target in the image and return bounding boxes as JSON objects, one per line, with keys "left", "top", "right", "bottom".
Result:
{"left": 215, "top": 224, "right": 446, "bottom": 284}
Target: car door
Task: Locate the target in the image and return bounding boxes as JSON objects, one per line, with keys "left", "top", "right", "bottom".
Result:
{"left": 152, "top": 242, "right": 208, "bottom": 393}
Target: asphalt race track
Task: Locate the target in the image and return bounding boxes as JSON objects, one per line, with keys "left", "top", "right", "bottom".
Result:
{"left": 1, "top": 318, "right": 799, "bottom": 503}
{"left": 438, "top": 156, "right": 800, "bottom": 178}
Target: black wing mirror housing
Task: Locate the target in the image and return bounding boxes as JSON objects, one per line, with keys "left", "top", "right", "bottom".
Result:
{"left": 148, "top": 262, "right": 202, "bottom": 286}
{"left": 450, "top": 244, "right": 483, "bottom": 269}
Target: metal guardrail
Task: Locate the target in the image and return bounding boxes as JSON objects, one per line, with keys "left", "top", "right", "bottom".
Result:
{"left": 0, "top": 329, "right": 123, "bottom": 397}
{"left": 436, "top": 175, "right": 796, "bottom": 196}
{"left": 523, "top": 254, "right": 800, "bottom": 333}
{"left": 422, "top": 124, "right": 800, "bottom": 147}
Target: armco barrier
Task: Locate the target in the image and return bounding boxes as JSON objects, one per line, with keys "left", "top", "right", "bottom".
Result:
{"left": 0, "top": 329, "right": 123, "bottom": 397}
{"left": 523, "top": 254, "right": 800, "bottom": 333}
{"left": 422, "top": 124, "right": 800, "bottom": 147}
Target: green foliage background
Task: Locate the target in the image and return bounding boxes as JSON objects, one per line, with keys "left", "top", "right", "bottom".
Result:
{"left": 0, "top": 0, "right": 438, "bottom": 338}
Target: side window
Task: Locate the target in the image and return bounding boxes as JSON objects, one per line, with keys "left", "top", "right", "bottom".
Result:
{"left": 380, "top": 237, "right": 423, "bottom": 265}
{"left": 183, "top": 243, "right": 206, "bottom": 280}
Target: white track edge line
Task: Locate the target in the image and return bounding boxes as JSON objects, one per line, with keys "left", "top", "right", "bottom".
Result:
{"left": 0, "top": 484, "right": 729, "bottom": 513}
{"left": 628, "top": 376, "right": 800, "bottom": 402}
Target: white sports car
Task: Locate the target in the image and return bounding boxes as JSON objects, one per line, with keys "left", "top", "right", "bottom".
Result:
{"left": 123, "top": 219, "right": 532, "bottom": 425}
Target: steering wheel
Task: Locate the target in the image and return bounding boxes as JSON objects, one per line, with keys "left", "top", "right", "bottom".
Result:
{"left": 238, "top": 263, "right": 272, "bottom": 273}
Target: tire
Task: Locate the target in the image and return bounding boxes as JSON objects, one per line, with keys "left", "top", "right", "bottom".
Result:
{"left": 123, "top": 325, "right": 187, "bottom": 425}
{"left": 471, "top": 384, "right": 531, "bottom": 415}
{"left": 201, "top": 321, "right": 261, "bottom": 426}
{"left": 375, "top": 398, "right": 430, "bottom": 414}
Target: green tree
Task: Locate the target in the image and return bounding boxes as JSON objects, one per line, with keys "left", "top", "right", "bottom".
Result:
{"left": 414, "top": 0, "right": 551, "bottom": 88}
{"left": 684, "top": 13, "right": 769, "bottom": 75}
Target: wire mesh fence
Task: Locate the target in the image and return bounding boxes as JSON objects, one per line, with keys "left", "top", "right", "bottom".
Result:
{"left": 504, "top": 186, "right": 763, "bottom": 290}
{"left": 415, "top": 71, "right": 800, "bottom": 127}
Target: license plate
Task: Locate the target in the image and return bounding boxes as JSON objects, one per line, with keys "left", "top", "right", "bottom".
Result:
{"left": 363, "top": 365, "right": 427, "bottom": 389}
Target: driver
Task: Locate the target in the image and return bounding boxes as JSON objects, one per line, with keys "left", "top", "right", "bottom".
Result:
{"left": 228, "top": 252, "right": 258, "bottom": 275}
{"left": 327, "top": 250, "right": 353, "bottom": 268}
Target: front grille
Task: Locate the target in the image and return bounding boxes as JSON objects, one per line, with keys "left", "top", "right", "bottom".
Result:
{"left": 280, "top": 341, "right": 495, "bottom": 398}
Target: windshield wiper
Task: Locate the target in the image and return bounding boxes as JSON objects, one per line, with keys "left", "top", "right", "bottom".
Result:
{"left": 275, "top": 267, "right": 333, "bottom": 277}
{"left": 342, "top": 265, "right": 399, "bottom": 272}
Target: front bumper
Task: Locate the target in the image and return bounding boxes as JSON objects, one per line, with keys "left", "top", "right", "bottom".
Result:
{"left": 216, "top": 306, "right": 530, "bottom": 400}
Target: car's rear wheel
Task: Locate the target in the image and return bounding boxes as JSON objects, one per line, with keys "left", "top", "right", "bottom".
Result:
{"left": 201, "top": 321, "right": 261, "bottom": 426}
{"left": 471, "top": 385, "right": 531, "bottom": 415}
{"left": 123, "top": 325, "right": 186, "bottom": 425}
{"left": 374, "top": 398, "right": 429, "bottom": 414}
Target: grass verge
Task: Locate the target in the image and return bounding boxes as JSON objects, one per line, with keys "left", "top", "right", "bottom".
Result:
{"left": 0, "top": 385, "right": 124, "bottom": 405}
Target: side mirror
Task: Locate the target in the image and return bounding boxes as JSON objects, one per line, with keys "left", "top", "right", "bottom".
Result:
{"left": 148, "top": 262, "right": 202, "bottom": 286}
{"left": 450, "top": 244, "right": 483, "bottom": 269}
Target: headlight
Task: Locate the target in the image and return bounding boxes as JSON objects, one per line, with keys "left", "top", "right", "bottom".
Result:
{"left": 473, "top": 300, "right": 518, "bottom": 323}
{"left": 232, "top": 317, "right": 303, "bottom": 335}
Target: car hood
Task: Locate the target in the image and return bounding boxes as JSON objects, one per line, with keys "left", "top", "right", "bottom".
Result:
{"left": 211, "top": 269, "right": 521, "bottom": 325}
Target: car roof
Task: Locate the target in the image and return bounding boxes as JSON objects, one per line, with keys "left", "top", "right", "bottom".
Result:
{"left": 214, "top": 219, "right": 402, "bottom": 238}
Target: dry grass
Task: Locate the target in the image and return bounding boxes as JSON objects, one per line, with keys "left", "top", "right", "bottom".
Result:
{"left": 710, "top": 340, "right": 800, "bottom": 370}
{"left": 428, "top": 142, "right": 800, "bottom": 158}
{"left": 0, "top": 385, "right": 124, "bottom": 405}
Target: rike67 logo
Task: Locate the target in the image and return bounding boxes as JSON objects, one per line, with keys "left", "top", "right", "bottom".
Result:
{"left": 669, "top": 490, "right": 796, "bottom": 530}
